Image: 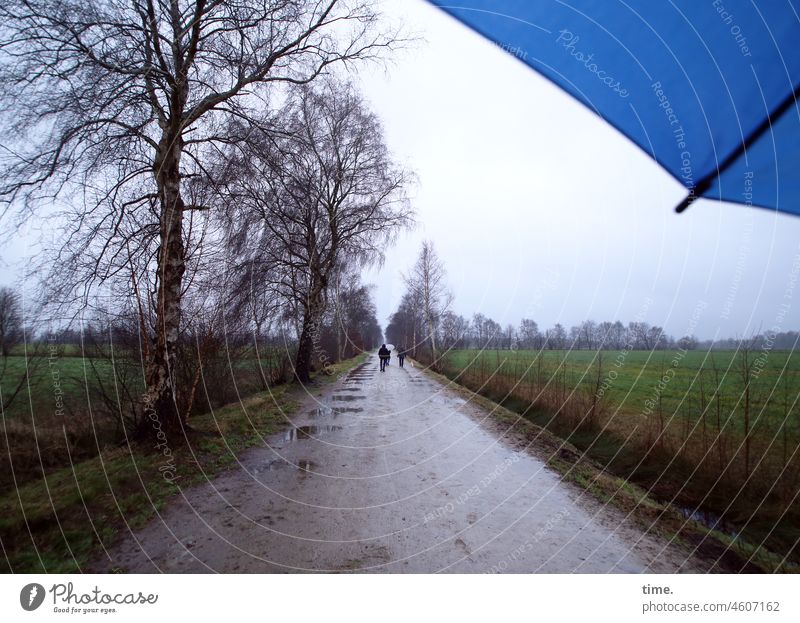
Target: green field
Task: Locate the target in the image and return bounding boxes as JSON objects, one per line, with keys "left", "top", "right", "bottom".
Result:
{"left": 1, "top": 354, "right": 129, "bottom": 420}
{"left": 0, "top": 346, "right": 291, "bottom": 421}
{"left": 0, "top": 346, "right": 294, "bottom": 496}
{"left": 442, "top": 349, "right": 800, "bottom": 434}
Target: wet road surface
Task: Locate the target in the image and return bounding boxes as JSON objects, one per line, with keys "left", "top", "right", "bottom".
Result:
{"left": 93, "top": 357, "right": 703, "bottom": 572}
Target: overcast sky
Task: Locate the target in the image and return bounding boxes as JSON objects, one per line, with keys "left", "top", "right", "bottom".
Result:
{"left": 1, "top": 0, "right": 798, "bottom": 341}
{"left": 357, "top": 0, "right": 800, "bottom": 340}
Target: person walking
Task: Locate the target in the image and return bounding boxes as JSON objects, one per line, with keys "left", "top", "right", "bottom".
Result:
{"left": 378, "top": 344, "right": 390, "bottom": 372}
{"left": 398, "top": 347, "right": 406, "bottom": 368}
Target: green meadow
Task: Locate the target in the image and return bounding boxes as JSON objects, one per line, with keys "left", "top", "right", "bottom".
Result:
{"left": 443, "top": 349, "right": 800, "bottom": 435}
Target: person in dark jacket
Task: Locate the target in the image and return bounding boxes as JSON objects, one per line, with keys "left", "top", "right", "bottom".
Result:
{"left": 378, "top": 344, "right": 390, "bottom": 372}
{"left": 397, "top": 347, "right": 406, "bottom": 368}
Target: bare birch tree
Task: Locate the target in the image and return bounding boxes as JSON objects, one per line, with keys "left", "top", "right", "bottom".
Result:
{"left": 404, "top": 240, "right": 451, "bottom": 366}
{"left": 0, "top": 0, "right": 400, "bottom": 435}
{"left": 221, "top": 81, "right": 412, "bottom": 382}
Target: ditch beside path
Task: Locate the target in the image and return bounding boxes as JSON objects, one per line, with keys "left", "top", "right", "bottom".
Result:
{"left": 92, "top": 355, "right": 706, "bottom": 572}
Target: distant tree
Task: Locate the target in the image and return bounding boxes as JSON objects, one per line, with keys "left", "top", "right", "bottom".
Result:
{"left": 550, "top": 323, "right": 567, "bottom": 350}
{"left": 0, "top": 286, "right": 43, "bottom": 411}
{"left": 404, "top": 241, "right": 452, "bottom": 365}
{"left": 503, "top": 324, "right": 516, "bottom": 349}
{"left": 471, "top": 313, "right": 487, "bottom": 347}
{"left": 628, "top": 322, "right": 649, "bottom": 349}
{"left": 596, "top": 321, "right": 615, "bottom": 349}
{"left": 332, "top": 275, "right": 382, "bottom": 359}
{"left": 569, "top": 324, "right": 582, "bottom": 348}
{"left": 0, "top": 287, "right": 22, "bottom": 358}
{"left": 580, "top": 320, "right": 598, "bottom": 350}
{"left": 483, "top": 318, "right": 503, "bottom": 350}
{"left": 650, "top": 326, "right": 668, "bottom": 349}
{"left": 518, "top": 318, "right": 540, "bottom": 349}
{"left": 677, "top": 335, "right": 699, "bottom": 350}
{"left": 386, "top": 293, "right": 420, "bottom": 354}
{"left": 439, "top": 312, "right": 469, "bottom": 350}
{"left": 610, "top": 321, "right": 627, "bottom": 350}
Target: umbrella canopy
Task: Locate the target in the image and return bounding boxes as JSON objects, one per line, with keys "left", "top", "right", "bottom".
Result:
{"left": 428, "top": 1, "right": 800, "bottom": 216}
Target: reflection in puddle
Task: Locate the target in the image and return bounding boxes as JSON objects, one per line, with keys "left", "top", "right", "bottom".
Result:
{"left": 346, "top": 370, "right": 372, "bottom": 377}
{"left": 309, "top": 406, "right": 363, "bottom": 418}
{"left": 284, "top": 425, "right": 343, "bottom": 442}
{"left": 310, "top": 405, "right": 334, "bottom": 419}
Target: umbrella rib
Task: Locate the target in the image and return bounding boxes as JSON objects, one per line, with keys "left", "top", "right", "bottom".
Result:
{"left": 675, "top": 80, "right": 800, "bottom": 213}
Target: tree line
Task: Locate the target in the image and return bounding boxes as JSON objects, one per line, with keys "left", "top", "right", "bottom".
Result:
{"left": 386, "top": 242, "right": 800, "bottom": 361}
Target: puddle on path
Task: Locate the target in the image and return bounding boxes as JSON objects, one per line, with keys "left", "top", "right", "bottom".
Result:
{"left": 284, "top": 425, "right": 343, "bottom": 442}
{"left": 308, "top": 406, "right": 363, "bottom": 418}
{"left": 345, "top": 366, "right": 371, "bottom": 378}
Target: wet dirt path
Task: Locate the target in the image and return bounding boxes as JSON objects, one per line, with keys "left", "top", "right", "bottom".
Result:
{"left": 93, "top": 357, "right": 703, "bottom": 573}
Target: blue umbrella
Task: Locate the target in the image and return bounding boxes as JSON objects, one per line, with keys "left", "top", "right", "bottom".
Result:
{"left": 428, "top": 1, "right": 800, "bottom": 216}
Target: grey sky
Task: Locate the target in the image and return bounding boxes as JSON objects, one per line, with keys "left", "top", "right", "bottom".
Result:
{"left": 2, "top": 0, "right": 798, "bottom": 341}
{"left": 358, "top": 0, "right": 800, "bottom": 340}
